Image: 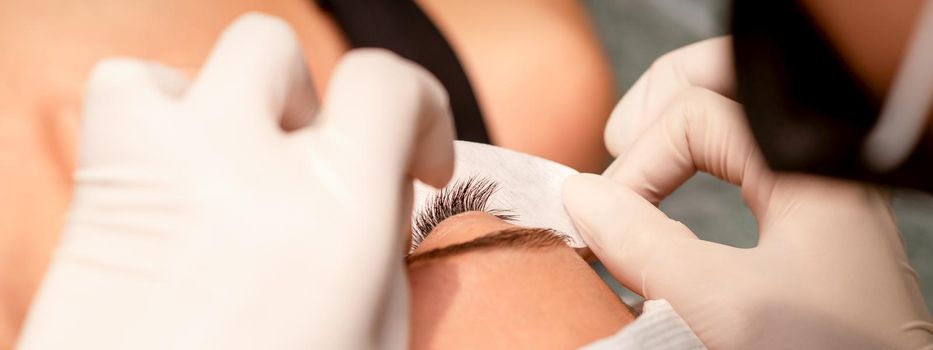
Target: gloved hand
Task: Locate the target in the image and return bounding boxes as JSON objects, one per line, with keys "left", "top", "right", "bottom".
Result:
{"left": 563, "top": 37, "right": 933, "bottom": 349}
{"left": 17, "top": 13, "right": 455, "bottom": 350}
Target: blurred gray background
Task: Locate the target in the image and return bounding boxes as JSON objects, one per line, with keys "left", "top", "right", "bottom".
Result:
{"left": 582, "top": 0, "right": 933, "bottom": 314}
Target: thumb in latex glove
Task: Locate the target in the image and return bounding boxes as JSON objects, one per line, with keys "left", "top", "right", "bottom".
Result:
{"left": 563, "top": 37, "right": 933, "bottom": 349}
{"left": 18, "top": 13, "right": 454, "bottom": 350}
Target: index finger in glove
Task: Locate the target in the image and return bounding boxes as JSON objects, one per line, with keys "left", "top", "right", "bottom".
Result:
{"left": 304, "top": 49, "right": 456, "bottom": 189}
{"left": 185, "top": 13, "right": 318, "bottom": 133}
{"left": 606, "top": 87, "right": 773, "bottom": 215}
{"left": 606, "top": 36, "right": 736, "bottom": 158}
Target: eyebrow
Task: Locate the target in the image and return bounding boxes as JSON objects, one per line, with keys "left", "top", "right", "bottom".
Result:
{"left": 405, "top": 227, "right": 571, "bottom": 265}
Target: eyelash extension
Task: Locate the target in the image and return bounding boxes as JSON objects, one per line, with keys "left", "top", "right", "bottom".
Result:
{"left": 411, "top": 175, "right": 517, "bottom": 252}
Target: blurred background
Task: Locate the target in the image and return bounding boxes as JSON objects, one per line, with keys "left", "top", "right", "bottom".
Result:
{"left": 583, "top": 0, "right": 933, "bottom": 314}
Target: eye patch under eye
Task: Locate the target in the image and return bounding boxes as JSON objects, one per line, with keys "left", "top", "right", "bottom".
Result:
{"left": 410, "top": 141, "right": 587, "bottom": 249}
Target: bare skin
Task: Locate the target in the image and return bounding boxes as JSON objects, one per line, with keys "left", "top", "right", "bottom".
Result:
{"left": 800, "top": 0, "right": 933, "bottom": 134}
{"left": 407, "top": 212, "right": 633, "bottom": 349}
{"left": 800, "top": 0, "right": 925, "bottom": 97}
{"left": 0, "top": 0, "right": 613, "bottom": 347}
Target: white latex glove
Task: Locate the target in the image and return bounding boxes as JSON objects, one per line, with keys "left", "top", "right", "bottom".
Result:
{"left": 17, "top": 13, "right": 455, "bottom": 350}
{"left": 563, "top": 37, "right": 933, "bottom": 349}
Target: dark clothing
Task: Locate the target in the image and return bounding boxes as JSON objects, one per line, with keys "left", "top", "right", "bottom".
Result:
{"left": 317, "top": 0, "right": 491, "bottom": 143}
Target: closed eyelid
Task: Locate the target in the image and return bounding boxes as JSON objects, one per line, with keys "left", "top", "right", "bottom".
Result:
{"left": 410, "top": 175, "right": 518, "bottom": 252}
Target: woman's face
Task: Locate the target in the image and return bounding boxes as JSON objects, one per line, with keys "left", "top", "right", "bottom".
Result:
{"left": 406, "top": 211, "right": 634, "bottom": 349}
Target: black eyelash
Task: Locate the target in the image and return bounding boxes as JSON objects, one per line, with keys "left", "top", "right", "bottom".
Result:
{"left": 411, "top": 176, "right": 517, "bottom": 252}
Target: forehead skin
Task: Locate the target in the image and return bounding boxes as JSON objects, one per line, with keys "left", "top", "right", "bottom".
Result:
{"left": 406, "top": 212, "right": 633, "bottom": 349}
